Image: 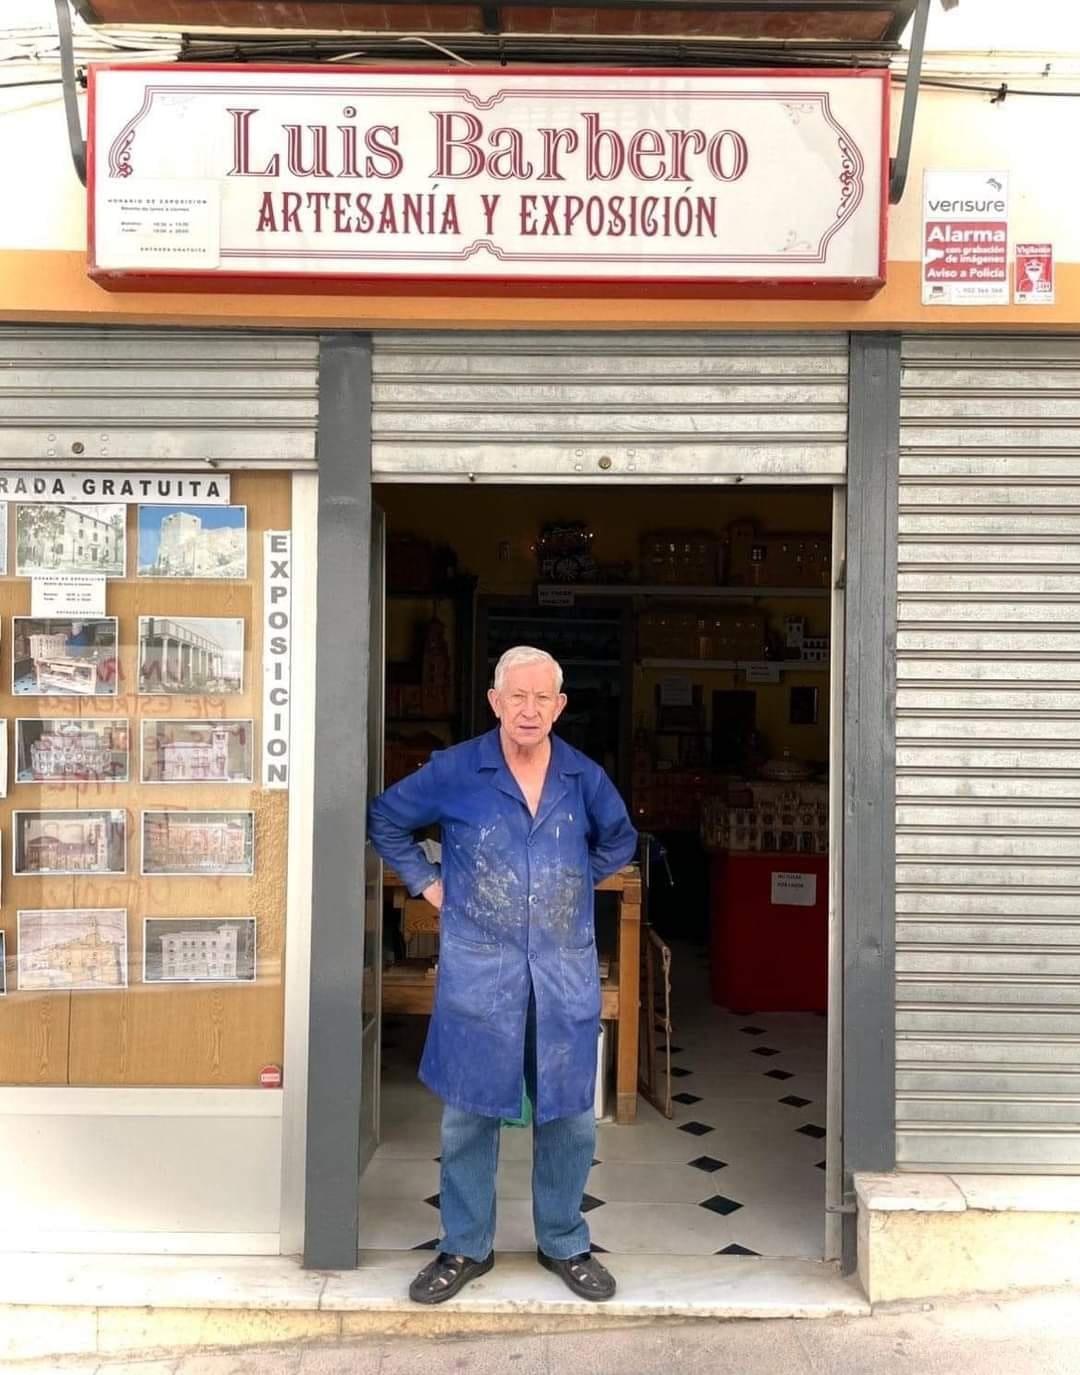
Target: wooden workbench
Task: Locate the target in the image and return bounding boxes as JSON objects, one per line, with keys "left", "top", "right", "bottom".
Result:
{"left": 381, "top": 865, "right": 642, "bottom": 1124}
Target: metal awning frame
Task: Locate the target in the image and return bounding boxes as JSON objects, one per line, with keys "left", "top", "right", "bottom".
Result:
{"left": 72, "top": 1, "right": 917, "bottom": 45}
{"left": 57, "top": 0, "right": 929, "bottom": 204}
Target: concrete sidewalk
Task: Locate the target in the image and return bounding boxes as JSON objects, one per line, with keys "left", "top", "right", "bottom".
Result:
{"left": 7, "top": 1289, "right": 1080, "bottom": 1375}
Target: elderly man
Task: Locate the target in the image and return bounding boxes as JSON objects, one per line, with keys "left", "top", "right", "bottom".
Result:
{"left": 368, "top": 645, "right": 637, "bottom": 1304}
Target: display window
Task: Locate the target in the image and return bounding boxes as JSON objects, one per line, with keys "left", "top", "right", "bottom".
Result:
{"left": 0, "top": 474, "right": 290, "bottom": 1087}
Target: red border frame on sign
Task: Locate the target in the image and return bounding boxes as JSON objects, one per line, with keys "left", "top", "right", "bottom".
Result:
{"left": 86, "top": 62, "right": 890, "bottom": 299}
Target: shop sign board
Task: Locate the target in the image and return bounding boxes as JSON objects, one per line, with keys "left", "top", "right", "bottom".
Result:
{"left": 922, "top": 170, "right": 1009, "bottom": 305}
{"left": 262, "top": 530, "right": 292, "bottom": 789}
{"left": 0, "top": 472, "right": 230, "bottom": 503}
{"left": 1015, "top": 242, "right": 1054, "bottom": 304}
{"left": 88, "top": 65, "right": 888, "bottom": 294}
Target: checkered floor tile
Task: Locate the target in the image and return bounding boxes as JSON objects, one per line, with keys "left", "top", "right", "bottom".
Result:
{"left": 362, "top": 942, "right": 827, "bottom": 1259}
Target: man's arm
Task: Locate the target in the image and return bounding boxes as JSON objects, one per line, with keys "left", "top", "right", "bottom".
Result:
{"left": 585, "top": 767, "right": 639, "bottom": 887}
{"left": 367, "top": 757, "right": 444, "bottom": 898}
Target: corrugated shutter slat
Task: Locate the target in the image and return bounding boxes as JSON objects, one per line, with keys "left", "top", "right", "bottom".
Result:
{"left": 898, "top": 335, "right": 1080, "bottom": 1172}
{"left": 372, "top": 332, "right": 848, "bottom": 482}
{"left": 0, "top": 329, "right": 319, "bottom": 468}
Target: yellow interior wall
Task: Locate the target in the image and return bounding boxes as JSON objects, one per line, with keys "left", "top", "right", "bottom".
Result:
{"left": 378, "top": 486, "right": 831, "bottom": 596}
{"left": 380, "top": 484, "right": 832, "bottom": 767}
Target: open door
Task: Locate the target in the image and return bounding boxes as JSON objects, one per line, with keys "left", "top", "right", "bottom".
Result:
{"left": 359, "top": 506, "right": 386, "bottom": 1174}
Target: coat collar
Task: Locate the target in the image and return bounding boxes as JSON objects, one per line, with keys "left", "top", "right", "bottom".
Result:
{"left": 476, "top": 728, "right": 583, "bottom": 774}
{"left": 476, "top": 729, "right": 582, "bottom": 829}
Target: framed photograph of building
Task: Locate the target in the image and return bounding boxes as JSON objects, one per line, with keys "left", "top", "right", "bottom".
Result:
{"left": 16, "top": 718, "right": 129, "bottom": 783}
{"left": 17, "top": 907, "right": 128, "bottom": 991}
{"left": 137, "top": 617, "right": 244, "bottom": 695}
{"left": 15, "top": 504, "right": 126, "bottom": 577}
{"left": 137, "top": 505, "right": 247, "bottom": 579}
{"left": 143, "top": 916, "right": 256, "bottom": 984}
{"left": 141, "top": 810, "right": 254, "bottom": 876}
{"left": 140, "top": 718, "right": 254, "bottom": 784}
{"left": 13, "top": 809, "right": 127, "bottom": 876}
{"left": 0, "top": 503, "right": 8, "bottom": 576}
{"left": 12, "top": 617, "right": 118, "bottom": 697}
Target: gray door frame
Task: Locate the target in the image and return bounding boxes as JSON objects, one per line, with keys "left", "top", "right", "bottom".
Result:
{"left": 840, "top": 334, "right": 900, "bottom": 1267}
{"left": 303, "top": 333, "right": 374, "bottom": 1270}
{"left": 301, "top": 330, "right": 899, "bottom": 1273}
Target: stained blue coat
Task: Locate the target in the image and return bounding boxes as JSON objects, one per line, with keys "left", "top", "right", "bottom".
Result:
{"left": 367, "top": 729, "right": 638, "bottom": 1124}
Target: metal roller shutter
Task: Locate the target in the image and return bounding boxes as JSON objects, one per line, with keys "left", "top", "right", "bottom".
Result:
{"left": 0, "top": 328, "right": 319, "bottom": 468}
{"left": 371, "top": 332, "right": 848, "bottom": 483}
{"left": 898, "top": 335, "right": 1080, "bottom": 1171}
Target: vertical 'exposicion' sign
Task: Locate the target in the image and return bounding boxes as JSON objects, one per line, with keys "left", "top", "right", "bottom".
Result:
{"left": 262, "top": 531, "right": 292, "bottom": 789}
{"left": 88, "top": 65, "right": 888, "bottom": 294}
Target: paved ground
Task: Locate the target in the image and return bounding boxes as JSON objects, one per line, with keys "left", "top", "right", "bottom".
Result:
{"left": 9, "top": 1290, "right": 1080, "bottom": 1375}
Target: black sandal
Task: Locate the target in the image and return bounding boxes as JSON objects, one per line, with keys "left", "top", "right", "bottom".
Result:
{"left": 409, "top": 1250, "right": 494, "bottom": 1304}
{"left": 537, "top": 1248, "right": 617, "bottom": 1302}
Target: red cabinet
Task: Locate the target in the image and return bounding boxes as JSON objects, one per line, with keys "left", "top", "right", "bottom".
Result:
{"left": 709, "top": 851, "right": 828, "bottom": 1012}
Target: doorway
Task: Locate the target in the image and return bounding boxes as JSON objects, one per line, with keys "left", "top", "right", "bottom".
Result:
{"left": 359, "top": 482, "right": 840, "bottom": 1264}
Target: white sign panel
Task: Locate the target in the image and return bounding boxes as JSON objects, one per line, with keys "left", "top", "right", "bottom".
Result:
{"left": 262, "top": 530, "right": 292, "bottom": 789}
{"left": 771, "top": 871, "right": 817, "bottom": 907}
{"left": 31, "top": 576, "right": 107, "bottom": 618}
{"left": 0, "top": 473, "right": 230, "bottom": 503}
{"left": 97, "top": 179, "right": 221, "bottom": 269}
{"left": 922, "top": 170, "right": 1009, "bottom": 306}
{"left": 89, "top": 66, "right": 887, "bottom": 289}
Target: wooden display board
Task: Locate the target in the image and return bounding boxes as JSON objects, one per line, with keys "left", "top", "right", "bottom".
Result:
{"left": 0, "top": 475, "right": 290, "bottom": 1086}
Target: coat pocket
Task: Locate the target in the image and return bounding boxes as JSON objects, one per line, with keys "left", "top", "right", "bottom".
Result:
{"left": 558, "top": 943, "right": 602, "bottom": 1022}
{"left": 438, "top": 930, "right": 504, "bottom": 1021}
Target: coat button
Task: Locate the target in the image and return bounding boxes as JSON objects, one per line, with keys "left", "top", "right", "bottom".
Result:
{"left": 528, "top": 895, "right": 537, "bottom": 904}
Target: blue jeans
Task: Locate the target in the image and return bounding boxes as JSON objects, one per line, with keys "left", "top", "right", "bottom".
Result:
{"left": 438, "top": 988, "right": 596, "bottom": 1262}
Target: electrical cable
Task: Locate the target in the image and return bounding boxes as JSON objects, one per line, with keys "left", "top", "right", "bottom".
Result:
{"left": 895, "top": 74, "right": 1080, "bottom": 97}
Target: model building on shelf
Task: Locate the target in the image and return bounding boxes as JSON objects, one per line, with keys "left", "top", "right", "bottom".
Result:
{"left": 702, "top": 783, "right": 828, "bottom": 855}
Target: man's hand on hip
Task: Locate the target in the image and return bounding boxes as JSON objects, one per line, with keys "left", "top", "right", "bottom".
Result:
{"left": 422, "top": 879, "right": 444, "bottom": 911}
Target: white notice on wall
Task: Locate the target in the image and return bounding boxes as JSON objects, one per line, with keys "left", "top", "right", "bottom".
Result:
{"left": 771, "top": 871, "right": 817, "bottom": 907}
{"left": 262, "top": 531, "right": 292, "bottom": 789}
{"left": 96, "top": 179, "right": 221, "bottom": 271}
{"left": 31, "top": 575, "right": 107, "bottom": 618}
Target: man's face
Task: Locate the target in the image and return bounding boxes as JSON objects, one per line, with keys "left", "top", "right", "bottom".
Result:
{"left": 1026, "top": 260, "right": 1043, "bottom": 281}
{"left": 488, "top": 661, "right": 567, "bottom": 748}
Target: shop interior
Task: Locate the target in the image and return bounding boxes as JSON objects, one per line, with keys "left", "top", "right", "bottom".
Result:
{"left": 362, "top": 484, "right": 833, "bottom": 1262}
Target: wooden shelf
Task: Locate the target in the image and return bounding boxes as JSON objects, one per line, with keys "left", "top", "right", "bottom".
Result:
{"left": 639, "top": 658, "right": 830, "bottom": 673}
{"left": 537, "top": 584, "right": 831, "bottom": 600}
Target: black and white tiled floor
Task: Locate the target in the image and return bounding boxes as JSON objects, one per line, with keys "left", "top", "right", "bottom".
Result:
{"left": 362, "top": 945, "right": 827, "bottom": 1259}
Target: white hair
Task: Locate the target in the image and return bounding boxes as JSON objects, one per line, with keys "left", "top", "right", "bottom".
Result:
{"left": 493, "top": 645, "right": 564, "bottom": 694}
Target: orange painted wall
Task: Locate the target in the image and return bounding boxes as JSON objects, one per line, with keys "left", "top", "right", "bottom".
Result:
{"left": 6, "top": 250, "right": 1080, "bottom": 331}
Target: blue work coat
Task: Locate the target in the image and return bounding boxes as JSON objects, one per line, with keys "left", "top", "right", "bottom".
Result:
{"left": 367, "top": 729, "right": 638, "bottom": 1124}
